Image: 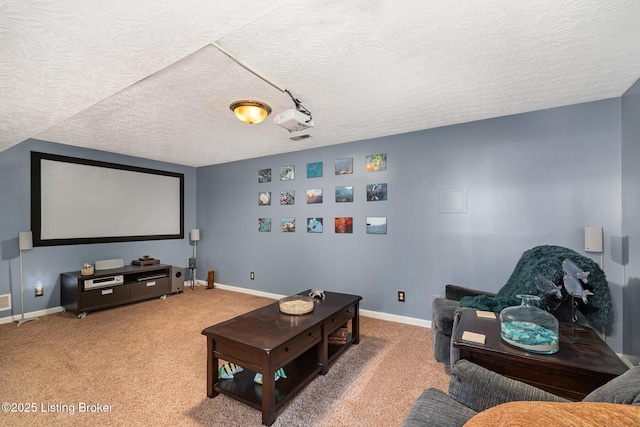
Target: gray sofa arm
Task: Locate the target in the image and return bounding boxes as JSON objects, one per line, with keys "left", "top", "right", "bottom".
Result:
{"left": 402, "top": 388, "right": 478, "bottom": 427}
{"left": 448, "top": 360, "right": 568, "bottom": 413}
{"left": 445, "top": 284, "right": 496, "bottom": 301}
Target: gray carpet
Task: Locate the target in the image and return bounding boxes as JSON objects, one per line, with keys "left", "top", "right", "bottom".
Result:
{"left": 1, "top": 287, "right": 449, "bottom": 426}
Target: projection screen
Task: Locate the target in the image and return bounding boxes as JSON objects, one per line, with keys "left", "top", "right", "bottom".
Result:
{"left": 31, "top": 152, "right": 184, "bottom": 246}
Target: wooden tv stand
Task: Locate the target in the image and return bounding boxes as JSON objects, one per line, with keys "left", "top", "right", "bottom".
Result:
{"left": 61, "top": 264, "right": 172, "bottom": 318}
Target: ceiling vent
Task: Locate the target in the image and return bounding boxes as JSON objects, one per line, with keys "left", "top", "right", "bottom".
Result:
{"left": 290, "top": 134, "right": 312, "bottom": 141}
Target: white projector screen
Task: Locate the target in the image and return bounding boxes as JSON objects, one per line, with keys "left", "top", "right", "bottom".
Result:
{"left": 31, "top": 152, "right": 184, "bottom": 246}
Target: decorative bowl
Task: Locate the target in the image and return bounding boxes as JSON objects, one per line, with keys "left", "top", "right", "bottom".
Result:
{"left": 279, "top": 295, "right": 315, "bottom": 315}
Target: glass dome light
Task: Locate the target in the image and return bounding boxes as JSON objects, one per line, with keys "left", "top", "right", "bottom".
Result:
{"left": 229, "top": 100, "right": 272, "bottom": 124}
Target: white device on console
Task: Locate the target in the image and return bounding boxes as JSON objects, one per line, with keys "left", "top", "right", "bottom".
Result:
{"left": 83, "top": 275, "right": 124, "bottom": 291}
{"left": 95, "top": 258, "right": 125, "bottom": 270}
{"left": 274, "top": 108, "right": 314, "bottom": 132}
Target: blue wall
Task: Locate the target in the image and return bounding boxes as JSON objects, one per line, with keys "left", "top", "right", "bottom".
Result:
{"left": 1, "top": 94, "right": 634, "bottom": 355}
{"left": 0, "top": 139, "right": 197, "bottom": 316}
{"left": 196, "top": 98, "right": 627, "bottom": 352}
{"left": 622, "top": 78, "right": 640, "bottom": 358}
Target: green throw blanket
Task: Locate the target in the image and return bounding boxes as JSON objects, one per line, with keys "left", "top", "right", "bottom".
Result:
{"left": 459, "top": 245, "right": 612, "bottom": 328}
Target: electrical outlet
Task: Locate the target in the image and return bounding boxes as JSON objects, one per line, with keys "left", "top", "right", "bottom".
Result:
{"left": 250, "top": 272, "right": 255, "bottom": 280}
{"left": 398, "top": 291, "right": 405, "bottom": 302}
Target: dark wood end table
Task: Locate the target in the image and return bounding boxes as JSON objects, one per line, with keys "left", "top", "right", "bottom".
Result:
{"left": 452, "top": 308, "right": 628, "bottom": 400}
{"left": 202, "top": 290, "right": 361, "bottom": 426}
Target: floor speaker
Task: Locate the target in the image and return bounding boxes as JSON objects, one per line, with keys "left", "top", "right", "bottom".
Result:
{"left": 171, "top": 266, "right": 185, "bottom": 293}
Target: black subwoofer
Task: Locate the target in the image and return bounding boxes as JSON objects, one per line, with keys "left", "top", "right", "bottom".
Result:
{"left": 171, "top": 266, "right": 185, "bottom": 293}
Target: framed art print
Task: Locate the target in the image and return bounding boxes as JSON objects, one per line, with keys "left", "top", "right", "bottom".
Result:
{"left": 306, "top": 188, "right": 323, "bottom": 204}
{"left": 280, "top": 190, "right": 295, "bottom": 205}
{"left": 258, "top": 218, "right": 271, "bottom": 232}
{"left": 307, "top": 162, "right": 323, "bottom": 178}
{"left": 281, "top": 218, "right": 295, "bottom": 232}
{"left": 366, "top": 217, "right": 387, "bottom": 234}
{"left": 258, "top": 192, "right": 271, "bottom": 206}
{"left": 307, "top": 217, "right": 323, "bottom": 233}
{"left": 335, "top": 217, "right": 353, "bottom": 233}
{"left": 258, "top": 168, "right": 271, "bottom": 183}
{"left": 365, "top": 153, "right": 387, "bottom": 172}
{"left": 280, "top": 165, "right": 295, "bottom": 181}
{"left": 366, "top": 183, "right": 387, "bottom": 201}
{"left": 335, "top": 186, "right": 353, "bottom": 202}
{"left": 335, "top": 158, "right": 353, "bottom": 175}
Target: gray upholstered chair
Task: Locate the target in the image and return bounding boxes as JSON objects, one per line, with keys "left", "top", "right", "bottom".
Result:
{"left": 431, "top": 284, "right": 495, "bottom": 366}
{"left": 402, "top": 360, "right": 640, "bottom": 427}
{"left": 432, "top": 245, "right": 612, "bottom": 368}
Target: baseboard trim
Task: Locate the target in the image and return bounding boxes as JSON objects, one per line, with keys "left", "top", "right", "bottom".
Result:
{"left": 0, "top": 306, "right": 65, "bottom": 325}
{"left": 0, "top": 284, "right": 433, "bottom": 330}
{"left": 214, "top": 283, "right": 432, "bottom": 329}
{"left": 360, "top": 309, "right": 431, "bottom": 328}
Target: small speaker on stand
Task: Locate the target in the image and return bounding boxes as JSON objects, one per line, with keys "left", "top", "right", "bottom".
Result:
{"left": 611, "top": 235, "right": 629, "bottom": 265}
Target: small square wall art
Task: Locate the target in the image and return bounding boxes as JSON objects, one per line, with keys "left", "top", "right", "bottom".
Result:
{"left": 366, "top": 217, "right": 387, "bottom": 234}
{"left": 280, "top": 190, "right": 295, "bottom": 205}
{"left": 258, "top": 168, "right": 271, "bottom": 183}
{"left": 307, "top": 217, "right": 323, "bottom": 233}
{"left": 281, "top": 218, "right": 295, "bottom": 232}
{"left": 258, "top": 192, "right": 271, "bottom": 206}
{"left": 366, "top": 183, "right": 387, "bottom": 201}
{"left": 335, "top": 217, "right": 353, "bottom": 233}
{"left": 365, "top": 153, "right": 387, "bottom": 172}
{"left": 335, "top": 186, "right": 353, "bottom": 202}
{"left": 307, "top": 162, "right": 323, "bottom": 178}
{"left": 280, "top": 165, "right": 295, "bottom": 181}
{"left": 335, "top": 158, "right": 353, "bottom": 175}
{"left": 306, "top": 188, "right": 323, "bottom": 204}
{"left": 258, "top": 218, "right": 271, "bottom": 232}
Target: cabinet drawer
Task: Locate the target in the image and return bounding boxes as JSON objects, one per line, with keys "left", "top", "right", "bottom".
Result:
{"left": 80, "top": 285, "right": 130, "bottom": 309}
{"left": 326, "top": 304, "right": 356, "bottom": 333}
{"left": 302, "top": 325, "right": 322, "bottom": 347}
{"left": 131, "top": 277, "right": 170, "bottom": 299}
{"left": 275, "top": 336, "right": 303, "bottom": 365}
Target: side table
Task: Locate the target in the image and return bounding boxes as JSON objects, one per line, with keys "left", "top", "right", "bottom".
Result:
{"left": 452, "top": 308, "right": 628, "bottom": 400}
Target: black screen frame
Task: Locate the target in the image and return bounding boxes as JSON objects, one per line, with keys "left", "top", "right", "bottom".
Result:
{"left": 31, "top": 151, "right": 185, "bottom": 247}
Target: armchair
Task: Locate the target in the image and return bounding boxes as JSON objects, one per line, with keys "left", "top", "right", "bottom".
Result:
{"left": 431, "top": 285, "right": 495, "bottom": 366}
{"left": 402, "top": 360, "right": 640, "bottom": 427}
{"left": 431, "top": 245, "right": 612, "bottom": 367}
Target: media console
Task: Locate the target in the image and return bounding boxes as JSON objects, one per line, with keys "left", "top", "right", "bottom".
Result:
{"left": 61, "top": 264, "right": 172, "bottom": 318}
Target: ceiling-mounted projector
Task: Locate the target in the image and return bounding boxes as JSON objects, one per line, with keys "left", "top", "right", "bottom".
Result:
{"left": 274, "top": 109, "right": 314, "bottom": 132}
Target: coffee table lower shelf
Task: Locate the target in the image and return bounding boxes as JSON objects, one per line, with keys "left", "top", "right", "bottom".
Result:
{"left": 215, "top": 348, "right": 322, "bottom": 411}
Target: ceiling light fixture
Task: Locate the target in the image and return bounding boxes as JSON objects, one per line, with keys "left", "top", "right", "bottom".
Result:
{"left": 213, "top": 42, "right": 313, "bottom": 130}
{"left": 229, "top": 100, "right": 272, "bottom": 124}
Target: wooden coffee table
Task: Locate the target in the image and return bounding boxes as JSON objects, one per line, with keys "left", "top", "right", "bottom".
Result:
{"left": 202, "top": 290, "right": 361, "bottom": 426}
{"left": 452, "top": 308, "right": 628, "bottom": 400}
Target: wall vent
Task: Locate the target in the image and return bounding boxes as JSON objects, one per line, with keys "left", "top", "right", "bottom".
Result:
{"left": 0, "top": 294, "right": 11, "bottom": 311}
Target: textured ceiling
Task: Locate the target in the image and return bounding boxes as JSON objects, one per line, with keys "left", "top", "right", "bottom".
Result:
{"left": 2, "top": 0, "right": 640, "bottom": 167}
